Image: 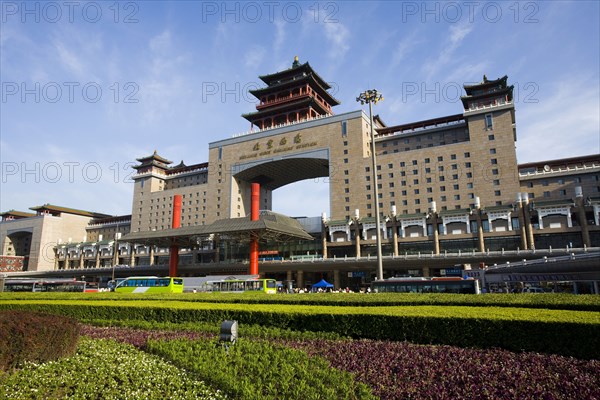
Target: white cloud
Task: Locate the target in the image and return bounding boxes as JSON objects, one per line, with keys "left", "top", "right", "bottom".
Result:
{"left": 324, "top": 22, "right": 350, "bottom": 59}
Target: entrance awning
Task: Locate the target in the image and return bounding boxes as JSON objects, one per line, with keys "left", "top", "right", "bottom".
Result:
{"left": 121, "top": 211, "right": 313, "bottom": 248}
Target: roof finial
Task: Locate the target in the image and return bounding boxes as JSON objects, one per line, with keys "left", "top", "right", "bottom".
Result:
{"left": 483, "top": 74, "right": 488, "bottom": 83}
{"left": 292, "top": 55, "right": 300, "bottom": 68}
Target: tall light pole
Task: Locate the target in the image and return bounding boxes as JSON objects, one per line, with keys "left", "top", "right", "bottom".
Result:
{"left": 357, "top": 89, "right": 384, "bottom": 280}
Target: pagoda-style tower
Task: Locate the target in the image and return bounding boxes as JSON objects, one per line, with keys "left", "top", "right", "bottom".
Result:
{"left": 132, "top": 150, "right": 173, "bottom": 176}
{"left": 460, "top": 75, "right": 514, "bottom": 111}
{"left": 242, "top": 57, "right": 340, "bottom": 130}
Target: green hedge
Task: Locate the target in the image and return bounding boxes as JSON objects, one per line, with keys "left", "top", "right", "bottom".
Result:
{"left": 0, "top": 310, "right": 80, "bottom": 372}
{"left": 2, "top": 292, "right": 599, "bottom": 311}
{"left": 1, "top": 300, "right": 598, "bottom": 359}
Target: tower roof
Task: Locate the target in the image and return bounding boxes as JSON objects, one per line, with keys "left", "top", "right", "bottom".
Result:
{"left": 460, "top": 75, "right": 513, "bottom": 109}
{"left": 258, "top": 58, "right": 332, "bottom": 90}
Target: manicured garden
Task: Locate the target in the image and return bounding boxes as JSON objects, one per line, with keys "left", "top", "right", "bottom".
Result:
{"left": 1, "top": 293, "right": 599, "bottom": 399}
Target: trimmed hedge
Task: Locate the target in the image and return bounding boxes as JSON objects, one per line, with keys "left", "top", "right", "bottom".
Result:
{"left": 1, "top": 300, "right": 598, "bottom": 359}
{"left": 0, "top": 310, "right": 80, "bottom": 372}
{"left": 3, "top": 291, "right": 600, "bottom": 311}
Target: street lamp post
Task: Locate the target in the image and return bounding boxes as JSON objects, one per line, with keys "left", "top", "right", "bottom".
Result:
{"left": 357, "top": 89, "right": 384, "bottom": 280}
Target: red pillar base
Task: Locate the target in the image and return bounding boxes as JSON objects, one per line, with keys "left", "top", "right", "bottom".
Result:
{"left": 169, "top": 245, "right": 179, "bottom": 277}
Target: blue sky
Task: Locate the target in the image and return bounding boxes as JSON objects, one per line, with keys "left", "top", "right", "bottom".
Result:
{"left": 1, "top": 1, "right": 599, "bottom": 218}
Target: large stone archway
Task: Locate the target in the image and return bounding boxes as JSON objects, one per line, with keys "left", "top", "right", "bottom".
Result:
{"left": 3, "top": 230, "right": 33, "bottom": 270}
{"left": 207, "top": 110, "right": 370, "bottom": 221}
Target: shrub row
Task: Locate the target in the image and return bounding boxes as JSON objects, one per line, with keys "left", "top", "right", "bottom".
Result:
{"left": 0, "top": 310, "right": 80, "bottom": 372}
{"left": 3, "top": 291, "right": 599, "bottom": 311}
{"left": 1, "top": 300, "right": 598, "bottom": 359}
{"left": 147, "top": 338, "right": 376, "bottom": 400}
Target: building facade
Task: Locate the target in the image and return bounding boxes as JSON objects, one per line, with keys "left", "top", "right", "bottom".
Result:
{"left": 1, "top": 60, "right": 599, "bottom": 279}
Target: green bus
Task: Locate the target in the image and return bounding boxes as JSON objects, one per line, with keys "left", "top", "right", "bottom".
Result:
{"left": 114, "top": 276, "right": 184, "bottom": 293}
{"left": 210, "top": 278, "right": 277, "bottom": 294}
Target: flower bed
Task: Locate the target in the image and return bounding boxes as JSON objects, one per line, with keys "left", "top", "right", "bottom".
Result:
{"left": 79, "top": 324, "right": 600, "bottom": 400}
{"left": 0, "top": 337, "right": 226, "bottom": 399}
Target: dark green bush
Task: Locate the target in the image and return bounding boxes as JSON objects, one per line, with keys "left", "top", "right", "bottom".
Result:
{"left": 0, "top": 310, "right": 80, "bottom": 372}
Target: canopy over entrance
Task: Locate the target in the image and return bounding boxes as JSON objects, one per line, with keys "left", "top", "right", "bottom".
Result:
{"left": 121, "top": 211, "right": 313, "bottom": 248}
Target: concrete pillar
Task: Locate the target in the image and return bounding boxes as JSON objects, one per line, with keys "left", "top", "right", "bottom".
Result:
{"left": 575, "top": 192, "right": 591, "bottom": 247}
{"left": 475, "top": 211, "right": 485, "bottom": 252}
{"left": 129, "top": 247, "right": 135, "bottom": 267}
{"left": 53, "top": 248, "right": 59, "bottom": 270}
{"left": 95, "top": 246, "right": 100, "bottom": 268}
{"left": 321, "top": 215, "right": 328, "bottom": 259}
{"left": 516, "top": 201, "right": 528, "bottom": 250}
{"left": 392, "top": 220, "right": 399, "bottom": 257}
{"left": 79, "top": 251, "right": 84, "bottom": 269}
{"left": 422, "top": 267, "right": 430, "bottom": 277}
{"left": 522, "top": 194, "right": 535, "bottom": 249}
{"left": 593, "top": 281, "right": 599, "bottom": 295}
{"left": 149, "top": 246, "right": 155, "bottom": 265}
{"left": 297, "top": 270, "right": 304, "bottom": 290}
{"left": 354, "top": 223, "right": 361, "bottom": 258}
{"left": 334, "top": 269, "right": 340, "bottom": 289}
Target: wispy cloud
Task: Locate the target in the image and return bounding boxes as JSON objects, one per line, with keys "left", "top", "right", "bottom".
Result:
{"left": 324, "top": 22, "right": 350, "bottom": 60}
{"left": 423, "top": 23, "right": 474, "bottom": 80}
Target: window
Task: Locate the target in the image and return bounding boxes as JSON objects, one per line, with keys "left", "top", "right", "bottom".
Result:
{"left": 495, "top": 190, "right": 501, "bottom": 196}
{"left": 412, "top": 160, "right": 418, "bottom": 165}
{"left": 414, "top": 189, "right": 420, "bottom": 194}
{"left": 485, "top": 113, "right": 493, "bottom": 129}
{"left": 464, "top": 152, "right": 470, "bottom": 158}
{"left": 491, "top": 158, "right": 498, "bottom": 164}
{"left": 451, "top": 154, "right": 457, "bottom": 160}
{"left": 488, "top": 134, "right": 495, "bottom": 140}
{"left": 388, "top": 163, "right": 394, "bottom": 169}
{"left": 341, "top": 121, "right": 347, "bottom": 137}
{"left": 438, "top": 156, "right": 443, "bottom": 161}
{"left": 425, "top": 158, "right": 430, "bottom": 163}
{"left": 490, "top": 148, "right": 496, "bottom": 154}
{"left": 543, "top": 191, "right": 551, "bottom": 198}
{"left": 467, "top": 183, "right": 473, "bottom": 189}
{"left": 559, "top": 190, "right": 567, "bottom": 196}
{"left": 453, "top": 184, "right": 459, "bottom": 190}
{"left": 465, "top": 162, "right": 471, "bottom": 168}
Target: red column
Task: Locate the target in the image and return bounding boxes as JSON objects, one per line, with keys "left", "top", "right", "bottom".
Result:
{"left": 169, "top": 194, "right": 182, "bottom": 277}
{"left": 250, "top": 183, "right": 260, "bottom": 275}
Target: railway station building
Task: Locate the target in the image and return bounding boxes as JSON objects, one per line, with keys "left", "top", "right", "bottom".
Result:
{"left": 2, "top": 58, "right": 599, "bottom": 290}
